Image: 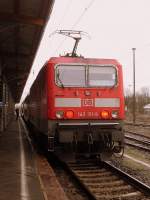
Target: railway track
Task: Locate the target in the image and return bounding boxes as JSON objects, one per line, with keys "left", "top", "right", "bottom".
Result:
{"left": 125, "top": 122, "right": 150, "bottom": 127}
{"left": 61, "top": 159, "right": 150, "bottom": 200}
{"left": 125, "top": 131, "right": 150, "bottom": 152}
{"left": 125, "top": 130, "right": 150, "bottom": 140}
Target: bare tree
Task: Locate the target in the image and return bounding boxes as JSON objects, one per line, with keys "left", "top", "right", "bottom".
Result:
{"left": 125, "top": 86, "right": 150, "bottom": 114}
{"left": 136, "top": 87, "right": 150, "bottom": 113}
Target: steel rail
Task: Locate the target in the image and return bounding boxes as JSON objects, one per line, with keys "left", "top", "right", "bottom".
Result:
{"left": 125, "top": 122, "right": 150, "bottom": 127}
{"left": 125, "top": 130, "right": 150, "bottom": 140}
{"left": 125, "top": 140, "right": 150, "bottom": 152}
{"left": 125, "top": 132, "right": 150, "bottom": 152}
{"left": 61, "top": 160, "right": 97, "bottom": 200}
{"left": 125, "top": 135, "right": 150, "bottom": 146}
{"left": 57, "top": 158, "right": 150, "bottom": 200}
{"left": 104, "top": 162, "right": 150, "bottom": 196}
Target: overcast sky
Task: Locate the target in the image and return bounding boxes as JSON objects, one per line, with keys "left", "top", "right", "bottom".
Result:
{"left": 21, "top": 0, "right": 150, "bottom": 102}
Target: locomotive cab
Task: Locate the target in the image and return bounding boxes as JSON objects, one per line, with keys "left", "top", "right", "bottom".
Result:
{"left": 47, "top": 57, "right": 125, "bottom": 160}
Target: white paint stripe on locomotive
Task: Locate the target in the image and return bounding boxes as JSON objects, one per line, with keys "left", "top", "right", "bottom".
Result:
{"left": 55, "top": 98, "right": 81, "bottom": 107}
{"left": 95, "top": 98, "right": 120, "bottom": 107}
{"left": 55, "top": 97, "right": 120, "bottom": 107}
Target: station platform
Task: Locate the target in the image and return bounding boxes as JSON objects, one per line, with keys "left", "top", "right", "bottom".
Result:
{"left": 0, "top": 117, "right": 45, "bottom": 200}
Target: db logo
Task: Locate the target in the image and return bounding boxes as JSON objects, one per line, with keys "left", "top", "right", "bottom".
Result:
{"left": 82, "top": 99, "right": 94, "bottom": 107}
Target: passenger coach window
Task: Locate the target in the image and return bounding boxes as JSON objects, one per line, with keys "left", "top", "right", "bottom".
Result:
{"left": 88, "top": 66, "right": 117, "bottom": 87}
{"left": 56, "top": 65, "right": 86, "bottom": 87}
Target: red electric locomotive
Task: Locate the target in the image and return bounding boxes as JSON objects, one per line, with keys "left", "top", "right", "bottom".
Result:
{"left": 23, "top": 31, "right": 125, "bottom": 160}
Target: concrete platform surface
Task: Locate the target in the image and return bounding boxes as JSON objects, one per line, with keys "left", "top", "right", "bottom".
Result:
{"left": 0, "top": 118, "right": 45, "bottom": 200}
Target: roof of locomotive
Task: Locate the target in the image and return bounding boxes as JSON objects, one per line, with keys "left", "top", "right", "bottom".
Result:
{"left": 47, "top": 56, "right": 122, "bottom": 66}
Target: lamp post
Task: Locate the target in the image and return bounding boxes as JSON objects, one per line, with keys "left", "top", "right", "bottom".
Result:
{"left": 132, "top": 48, "right": 136, "bottom": 124}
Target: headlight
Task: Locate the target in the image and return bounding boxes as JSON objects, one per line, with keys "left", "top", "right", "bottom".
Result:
{"left": 101, "top": 110, "right": 109, "bottom": 119}
{"left": 65, "top": 110, "right": 74, "bottom": 119}
{"left": 56, "top": 111, "right": 64, "bottom": 119}
{"left": 111, "top": 110, "right": 118, "bottom": 118}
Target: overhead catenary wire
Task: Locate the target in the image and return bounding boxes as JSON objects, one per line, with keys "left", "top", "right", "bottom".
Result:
{"left": 52, "top": 0, "right": 95, "bottom": 55}
{"left": 20, "top": 0, "right": 95, "bottom": 103}
{"left": 57, "top": 0, "right": 74, "bottom": 29}
{"left": 71, "top": 0, "right": 95, "bottom": 29}
{"left": 49, "top": 0, "right": 74, "bottom": 55}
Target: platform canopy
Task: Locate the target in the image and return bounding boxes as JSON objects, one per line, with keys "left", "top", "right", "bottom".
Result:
{"left": 0, "top": 0, "right": 54, "bottom": 102}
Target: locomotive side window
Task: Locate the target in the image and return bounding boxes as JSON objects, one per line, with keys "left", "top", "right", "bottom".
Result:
{"left": 88, "top": 66, "right": 117, "bottom": 87}
{"left": 56, "top": 65, "right": 86, "bottom": 87}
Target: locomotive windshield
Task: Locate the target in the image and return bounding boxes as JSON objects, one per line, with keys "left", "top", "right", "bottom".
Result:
{"left": 55, "top": 64, "right": 117, "bottom": 87}
{"left": 56, "top": 65, "right": 86, "bottom": 86}
{"left": 88, "top": 66, "right": 116, "bottom": 87}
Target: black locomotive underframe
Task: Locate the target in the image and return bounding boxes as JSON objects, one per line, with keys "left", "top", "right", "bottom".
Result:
{"left": 47, "top": 120, "right": 124, "bottom": 157}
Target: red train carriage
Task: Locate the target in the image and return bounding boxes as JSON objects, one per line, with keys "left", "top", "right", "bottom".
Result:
{"left": 24, "top": 56, "right": 125, "bottom": 160}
